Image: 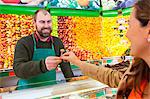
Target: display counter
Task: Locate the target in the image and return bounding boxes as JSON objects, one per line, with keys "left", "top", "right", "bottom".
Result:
{"left": 1, "top": 78, "right": 117, "bottom": 99}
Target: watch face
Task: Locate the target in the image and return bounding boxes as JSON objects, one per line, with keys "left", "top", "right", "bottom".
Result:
{"left": 49, "top": 0, "right": 101, "bottom": 10}
{"left": 101, "top": 0, "right": 137, "bottom": 10}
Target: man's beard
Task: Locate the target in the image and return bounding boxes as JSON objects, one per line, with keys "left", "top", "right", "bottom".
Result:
{"left": 36, "top": 26, "right": 52, "bottom": 38}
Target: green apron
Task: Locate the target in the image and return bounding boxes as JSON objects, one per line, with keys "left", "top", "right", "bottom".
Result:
{"left": 17, "top": 34, "right": 56, "bottom": 90}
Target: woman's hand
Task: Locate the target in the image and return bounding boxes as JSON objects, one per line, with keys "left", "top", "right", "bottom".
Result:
{"left": 61, "top": 51, "right": 81, "bottom": 65}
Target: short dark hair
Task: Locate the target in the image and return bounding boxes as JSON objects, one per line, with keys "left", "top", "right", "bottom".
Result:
{"left": 33, "top": 9, "right": 51, "bottom": 21}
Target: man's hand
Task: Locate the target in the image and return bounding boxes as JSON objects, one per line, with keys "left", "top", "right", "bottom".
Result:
{"left": 45, "top": 56, "right": 62, "bottom": 71}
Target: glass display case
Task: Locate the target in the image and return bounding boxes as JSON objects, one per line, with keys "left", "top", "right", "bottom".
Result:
{"left": 1, "top": 78, "right": 117, "bottom": 99}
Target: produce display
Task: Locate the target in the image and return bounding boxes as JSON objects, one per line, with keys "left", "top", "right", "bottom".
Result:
{"left": 101, "top": 15, "right": 131, "bottom": 57}
{"left": 0, "top": 14, "right": 22, "bottom": 69}
{"left": 0, "top": 14, "right": 130, "bottom": 69}
{"left": 58, "top": 16, "right": 130, "bottom": 60}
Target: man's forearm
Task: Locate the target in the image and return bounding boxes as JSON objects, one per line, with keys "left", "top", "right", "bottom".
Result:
{"left": 13, "top": 60, "right": 46, "bottom": 79}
